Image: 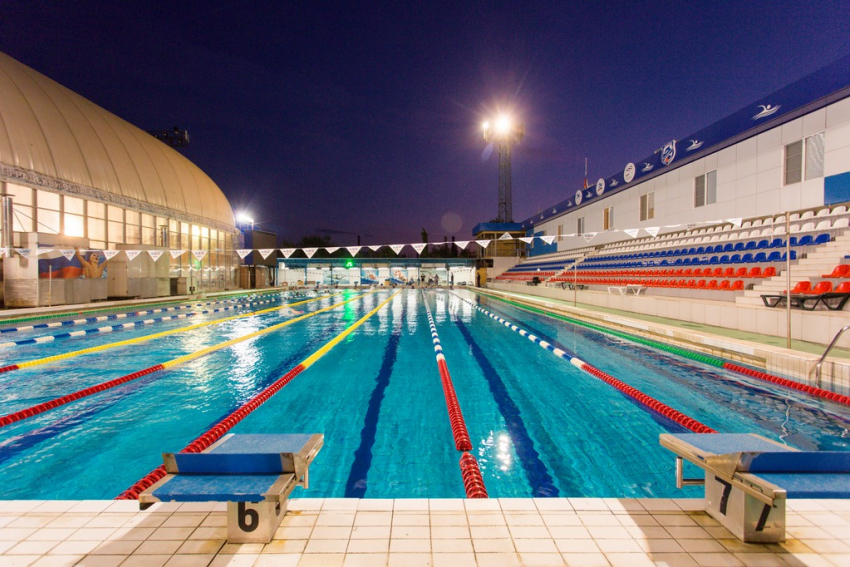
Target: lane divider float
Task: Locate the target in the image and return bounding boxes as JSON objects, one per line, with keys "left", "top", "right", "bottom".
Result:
{"left": 0, "top": 290, "right": 290, "bottom": 335}
{"left": 0, "top": 291, "right": 377, "bottom": 429}
{"left": 452, "top": 292, "right": 716, "bottom": 434}
{"left": 116, "top": 290, "right": 400, "bottom": 500}
{"left": 478, "top": 290, "right": 850, "bottom": 408}
{"left": 422, "top": 291, "right": 487, "bottom": 498}
{"left": 0, "top": 294, "right": 342, "bottom": 375}
{"left": 0, "top": 294, "right": 291, "bottom": 348}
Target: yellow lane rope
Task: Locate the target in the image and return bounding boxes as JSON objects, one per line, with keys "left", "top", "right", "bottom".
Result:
{"left": 11, "top": 293, "right": 348, "bottom": 371}
{"left": 160, "top": 291, "right": 378, "bottom": 369}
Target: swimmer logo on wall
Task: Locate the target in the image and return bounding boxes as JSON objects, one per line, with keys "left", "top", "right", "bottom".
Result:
{"left": 575, "top": 189, "right": 583, "bottom": 206}
{"left": 624, "top": 163, "right": 635, "bottom": 183}
{"left": 596, "top": 178, "right": 605, "bottom": 196}
{"left": 661, "top": 141, "right": 676, "bottom": 166}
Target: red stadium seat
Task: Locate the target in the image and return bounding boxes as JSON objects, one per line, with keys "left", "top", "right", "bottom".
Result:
{"left": 719, "top": 280, "right": 731, "bottom": 290}
{"left": 735, "top": 267, "right": 748, "bottom": 278}
{"left": 697, "top": 279, "right": 707, "bottom": 288}
{"left": 730, "top": 280, "right": 744, "bottom": 291}
{"left": 707, "top": 280, "right": 718, "bottom": 289}
{"left": 762, "top": 266, "right": 776, "bottom": 277}
{"left": 723, "top": 268, "right": 735, "bottom": 278}
{"left": 747, "top": 267, "right": 762, "bottom": 278}
{"left": 822, "top": 264, "right": 850, "bottom": 278}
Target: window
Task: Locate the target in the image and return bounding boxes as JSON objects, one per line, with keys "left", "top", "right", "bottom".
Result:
{"left": 7, "top": 184, "right": 34, "bottom": 232}
{"left": 577, "top": 216, "right": 584, "bottom": 235}
{"left": 557, "top": 224, "right": 563, "bottom": 241}
{"left": 640, "top": 192, "right": 655, "bottom": 221}
{"left": 694, "top": 170, "right": 717, "bottom": 207}
{"left": 805, "top": 132, "right": 824, "bottom": 180}
{"left": 603, "top": 207, "right": 614, "bottom": 231}
{"left": 785, "top": 140, "right": 803, "bottom": 185}
{"left": 36, "top": 190, "right": 61, "bottom": 234}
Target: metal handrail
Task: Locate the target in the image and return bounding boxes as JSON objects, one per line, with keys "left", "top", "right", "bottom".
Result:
{"left": 815, "top": 325, "right": 850, "bottom": 389}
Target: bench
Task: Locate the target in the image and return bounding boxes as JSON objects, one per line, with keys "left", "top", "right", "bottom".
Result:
{"left": 140, "top": 433, "right": 323, "bottom": 543}
{"left": 660, "top": 433, "right": 850, "bottom": 542}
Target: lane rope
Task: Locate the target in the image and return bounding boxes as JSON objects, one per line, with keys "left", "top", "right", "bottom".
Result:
{"left": 116, "top": 290, "right": 401, "bottom": 500}
{"left": 0, "top": 294, "right": 342, "bottom": 375}
{"left": 0, "top": 292, "right": 377, "bottom": 429}
{"left": 421, "top": 291, "right": 488, "bottom": 498}
{"left": 0, "top": 294, "right": 291, "bottom": 348}
{"left": 478, "top": 290, "right": 850, "bottom": 408}
{"left": 451, "top": 292, "right": 717, "bottom": 434}
{"left": 0, "top": 287, "right": 289, "bottom": 328}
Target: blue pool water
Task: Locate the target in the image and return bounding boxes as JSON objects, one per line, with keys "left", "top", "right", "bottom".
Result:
{"left": 0, "top": 288, "right": 847, "bottom": 500}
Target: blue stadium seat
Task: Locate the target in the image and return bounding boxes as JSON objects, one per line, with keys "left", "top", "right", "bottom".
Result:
{"left": 814, "top": 233, "right": 831, "bottom": 245}
{"left": 756, "top": 239, "right": 769, "bottom": 249}
{"left": 753, "top": 252, "right": 767, "bottom": 263}
{"left": 795, "top": 235, "right": 813, "bottom": 247}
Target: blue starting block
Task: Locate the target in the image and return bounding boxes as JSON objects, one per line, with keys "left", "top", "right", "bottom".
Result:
{"left": 140, "top": 433, "right": 323, "bottom": 543}
{"left": 660, "top": 433, "right": 850, "bottom": 542}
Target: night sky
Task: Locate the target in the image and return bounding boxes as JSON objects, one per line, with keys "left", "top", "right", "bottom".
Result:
{"left": 2, "top": 1, "right": 848, "bottom": 246}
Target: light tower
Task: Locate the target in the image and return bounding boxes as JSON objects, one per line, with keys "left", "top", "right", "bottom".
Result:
{"left": 482, "top": 114, "right": 523, "bottom": 222}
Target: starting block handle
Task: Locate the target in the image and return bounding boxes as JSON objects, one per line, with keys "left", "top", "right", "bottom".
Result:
{"left": 676, "top": 457, "right": 705, "bottom": 488}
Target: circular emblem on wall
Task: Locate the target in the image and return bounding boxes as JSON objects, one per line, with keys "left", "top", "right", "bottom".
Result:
{"left": 596, "top": 178, "right": 605, "bottom": 196}
{"left": 661, "top": 140, "right": 676, "bottom": 166}
{"left": 624, "top": 162, "right": 635, "bottom": 183}
{"left": 575, "top": 189, "right": 583, "bottom": 206}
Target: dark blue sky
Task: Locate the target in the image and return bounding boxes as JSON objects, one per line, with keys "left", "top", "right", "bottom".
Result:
{"left": 2, "top": 1, "right": 848, "bottom": 245}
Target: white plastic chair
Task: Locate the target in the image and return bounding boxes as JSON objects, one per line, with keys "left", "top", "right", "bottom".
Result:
{"left": 815, "top": 220, "right": 831, "bottom": 231}
{"left": 816, "top": 207, "right": 831, "bottom": 217}
{"left": 761, "top": 227, "right": 773, "bottom": 237}
{"left": 833, "top": 217, "right": 849, "bottom": 228}
{"left": 830, "top": 205, "right": 847, "bottom": 216}
{"left": 790, "top": 213, "right": 801, "bottom": 222}
{"left": 751, "top": 219, "right": 763, "bottom": 228}
{"left": 800, "top": 210, "right": 815, "bottom": 220}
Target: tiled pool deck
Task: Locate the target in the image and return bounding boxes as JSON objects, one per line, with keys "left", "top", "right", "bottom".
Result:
{"left": 1, "top": 498, "right": 848, "bottom": 567}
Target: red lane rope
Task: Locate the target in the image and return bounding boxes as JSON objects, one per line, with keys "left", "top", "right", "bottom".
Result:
{"left": 723, "top": 362, "right": 850, "bottom": 407}
{"left": 0, "top": 364, "right": 20, "bottom": 374}
{"left": 116, "top": 364, "right": 307, "bottom": 499}
{"left": 0, "top": 365, "right": 165, "bottom": 429}
{"left": 460, "top": 452, "right": 488, "bottom": 498}
{"left": 580, "top": 362, "right": 717, "bottom": 433}
{"left": 437, "top": 358, "right": 472, "bottom": 452}
{"left": 422, "top": 291, "right": 487, "bottom": 498}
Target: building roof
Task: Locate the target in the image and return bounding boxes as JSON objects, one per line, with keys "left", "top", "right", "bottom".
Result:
{"left": 0, "top": 52, "right": 235, "bottom": 232}
{"left": 521, "top": 54, "right": 850, "bottom": 230}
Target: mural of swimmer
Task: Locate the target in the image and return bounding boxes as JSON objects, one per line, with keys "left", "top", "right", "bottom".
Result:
{"left": 37, "top": 247, "right": 108, "bottom": 279}
{"left": 75, "top": 248, "right": 106, "bottom": 278}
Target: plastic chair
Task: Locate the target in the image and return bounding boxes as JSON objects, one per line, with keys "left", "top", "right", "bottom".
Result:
{"left": 814, "top": 233, "right": 831, "bottom": 245}
{"left": 718, "top": 280, "right": 731, "bottom": 290}
{"left": 730, "top": 280, "right": 744, "bottom": 291}
{"left": 707, "top": 280, "right": 718, "bottom": 289}
{"left": 786, "top": 281, "right": 812, "bottom": 294}
{"left": 735, "top": 267, "right": 748, "bottom": 278}
{"left": 697, "top": 280, "right": 707, "bottom": 289}
{"left": 822, "top": 265, "right": 850, "bottom": 278}
{"left": 763, "top": 267, "right": 776, "bottom": 277}
{"left": 723, "top": 268, "right": 735, "bottom": 278}
{"left": 747, "top": 267, "right": 762, "bottom": 278}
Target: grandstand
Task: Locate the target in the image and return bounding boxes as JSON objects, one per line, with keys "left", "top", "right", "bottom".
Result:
{"left": 488, "top": 55, "right": 850, "bottom": 360}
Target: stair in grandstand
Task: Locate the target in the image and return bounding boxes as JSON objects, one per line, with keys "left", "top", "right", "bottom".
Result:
{"left": 735, "top": 230, "right": 850, "bottom": 306}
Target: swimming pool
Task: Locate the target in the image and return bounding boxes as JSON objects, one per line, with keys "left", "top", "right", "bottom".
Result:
{"left": 0, "top": 288, "right": 847, "bottom": 500}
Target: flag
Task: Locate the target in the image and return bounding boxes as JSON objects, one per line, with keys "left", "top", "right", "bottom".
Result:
{"left": 583, "top": 157, "right": 588, "bottom": 190}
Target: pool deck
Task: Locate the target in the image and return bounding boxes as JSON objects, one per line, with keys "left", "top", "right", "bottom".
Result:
{"left": 1, "top": 498, "right": 848, "bottom": 567}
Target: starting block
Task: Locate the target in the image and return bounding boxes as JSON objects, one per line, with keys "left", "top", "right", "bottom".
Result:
{"left": 140, "top": 433, "right": 323, "bottom": 543}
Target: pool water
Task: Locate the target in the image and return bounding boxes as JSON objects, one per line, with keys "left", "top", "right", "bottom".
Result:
{"left": 0, "top": 289, "right": 847, "bottom": 500}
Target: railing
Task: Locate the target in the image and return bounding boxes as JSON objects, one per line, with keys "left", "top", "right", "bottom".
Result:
{"left": 815, "top": 325, "right": 850, "bottom": 389}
